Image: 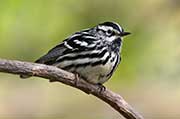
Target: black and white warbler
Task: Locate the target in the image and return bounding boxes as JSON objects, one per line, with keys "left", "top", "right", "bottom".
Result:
{"left": 20, "top": 22, "right": 130, "bottom": 86}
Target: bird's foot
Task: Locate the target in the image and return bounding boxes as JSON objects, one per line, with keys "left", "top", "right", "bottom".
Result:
{"left": 97, "top": 83, "right": 106, "bottom": 94}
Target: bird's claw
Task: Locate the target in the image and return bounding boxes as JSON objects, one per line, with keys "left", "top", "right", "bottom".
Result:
{"left": 97, "top": 83, "right": 106, "bottom": 93}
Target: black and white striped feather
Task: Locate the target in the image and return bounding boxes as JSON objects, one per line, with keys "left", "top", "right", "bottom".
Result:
{"left": 20, "top": 21, "right": 130, "bottom": 84}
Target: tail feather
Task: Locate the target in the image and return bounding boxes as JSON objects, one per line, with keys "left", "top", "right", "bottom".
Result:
{"left": 19, "top": 43, "right": 66, "bottom": 79}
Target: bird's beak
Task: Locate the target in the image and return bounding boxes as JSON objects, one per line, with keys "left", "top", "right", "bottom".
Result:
{"left": 120, "top": 32, "right": 131, "bottom": 37}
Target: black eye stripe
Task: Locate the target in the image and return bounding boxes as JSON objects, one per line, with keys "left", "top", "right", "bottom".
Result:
{"left": 107, "top": 30, "right": 116, "bottom": 36}
{"left": 111, "top": 31, "right": 115, "bottom": 36}
{"left": 107, "top": 29, "right": 112, "bottom": 34}
{"left": 97, "top": 26, "right": 117, "bottom": 36}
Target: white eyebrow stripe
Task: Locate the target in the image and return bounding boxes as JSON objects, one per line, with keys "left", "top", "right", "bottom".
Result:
{"left": 98, "top": 26, "right": 112, "bottom": 31}
{"left": 99, "top": 22, "right": 123, "bottom": 33}
{"left": 114, "top": 22, "right": 122, "bottom": 32}
{"left": 118, "top": 25, "right": 122, "bottom": 32}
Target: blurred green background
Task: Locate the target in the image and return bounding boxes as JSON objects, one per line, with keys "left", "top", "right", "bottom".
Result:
{"left": 0, "top": 0, "right": 180, "bottom": 119}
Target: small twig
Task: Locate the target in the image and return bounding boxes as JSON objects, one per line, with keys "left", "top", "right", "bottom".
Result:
{"left": 0, "top": 58, "right": 143, "bottom": 119}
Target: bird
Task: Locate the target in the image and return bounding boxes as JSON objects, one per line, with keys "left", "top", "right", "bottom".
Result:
{"left": 20, "top": 21, "right": 130, "bottom": 87}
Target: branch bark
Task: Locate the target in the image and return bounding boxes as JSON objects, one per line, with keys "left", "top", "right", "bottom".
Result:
{"left": 0, "top": 59, "right": 143, "bottom": 119}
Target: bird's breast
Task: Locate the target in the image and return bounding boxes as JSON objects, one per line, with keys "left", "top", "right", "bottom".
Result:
{"left": 72, "top": 52, "right": 119, "bottom": 84}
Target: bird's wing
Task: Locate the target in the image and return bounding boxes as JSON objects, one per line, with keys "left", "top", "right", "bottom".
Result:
{"left": 35, "top": 33, "right": 97, "bottom": 65}
{"left": 35, "top": 43, "right": 68, "bottom": 65}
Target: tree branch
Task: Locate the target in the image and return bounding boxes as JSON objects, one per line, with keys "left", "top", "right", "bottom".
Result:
{"left": 0, "top": 59, "right": 143, "bottom": 119}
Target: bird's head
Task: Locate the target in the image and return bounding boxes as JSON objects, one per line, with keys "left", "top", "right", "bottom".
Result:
{"left": 95, "top": 22, "right": 131, "bottom": 42}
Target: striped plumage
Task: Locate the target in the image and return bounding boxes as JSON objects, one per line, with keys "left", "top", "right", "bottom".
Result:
{"left": 20, "top": 22, "right": 130, "bottom": 85}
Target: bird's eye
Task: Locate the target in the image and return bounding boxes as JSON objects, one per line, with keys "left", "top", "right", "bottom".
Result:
{"left": 106, "top": 29, "right": 113, "bottom": 36}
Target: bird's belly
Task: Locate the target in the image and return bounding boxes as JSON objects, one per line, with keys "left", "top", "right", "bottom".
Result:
{"left": 56, "top": 52, "right": 119, "bottom": 84}
{"left": 74, "top": 58, "right": 116, "bottom": 84}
